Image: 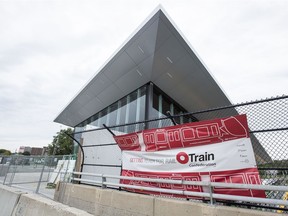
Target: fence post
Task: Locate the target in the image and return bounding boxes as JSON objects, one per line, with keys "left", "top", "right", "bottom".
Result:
{"left": 208, "top": 182, "right": 214, "bottom": 205}
{"left": 0, "top": 158, "right": 4, "bottom": 177}
{"left": 7, "top": 156, "right": 18, "bottom": 186}
{"left": 102, "top": 174, "right": 107, "bottom": 189}
{"left": 2, "top": 157, "right": 12, "bottom": 185}
{"left": 46, "top": 156, "right": 53, "bottom": 182}
{"left": 8, "top": 163, "right": 17, "bottom": 186}
{"left": 36, "top": 157, "right": 46, "bottom": 194}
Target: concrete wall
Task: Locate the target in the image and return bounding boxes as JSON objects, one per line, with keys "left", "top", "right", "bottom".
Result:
{"left": 0, "top": 184, "right": 93, "bottom": 216}
{"left": 12, "top": 194, "right": 93, "bottom": 216}
{"left": 0, "top": 185, "right": 24, "bottom": 216}
{"left": 55, "top": 183, "right": 154, "bottom": 216}
{"left": 55, "top": 183, "right": 281, "bottom": 216}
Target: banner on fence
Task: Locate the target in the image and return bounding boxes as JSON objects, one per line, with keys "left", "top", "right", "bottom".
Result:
{"left": 114, "top": 114, "right": 266, "bottom": 198}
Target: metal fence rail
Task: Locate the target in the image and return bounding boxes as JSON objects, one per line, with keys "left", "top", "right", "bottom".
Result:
{"left": 69, "top": 171, "right": 288, "bottom": 209}
{"left": 73, "top": 95, "right": 288, "bottom": 212}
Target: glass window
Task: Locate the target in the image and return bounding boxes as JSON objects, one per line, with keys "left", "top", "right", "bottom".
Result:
{"left": 152, "top": 85, "right": 197, "bottom": 125}
{"left": 108, "top": 103, "right": 118, "bottom": 126}
{"left": 92, "top": 113, "right": 100, "bottom": 127}
{"left": 151, "top": 90, "right": 161, "bottom": 119}
{"left": 162, "top": 97, "right": 170, "bottom": 116}
{"left": 76, "top": 85, "right": 147, "bottom": 132}
{"left": 75, "top": 83, "right": 196, "bottom": 132}
{"left": 119, "top": 97, "right": 127, "bottom": 125}
{"left": 138, "top": 87, "right": 146, "bottom": 121}
{"left": 99, "top": 108, "right": 107, "bottom": 127}
{"left": 128, "top": 91, "right": 137, "bottom": 123}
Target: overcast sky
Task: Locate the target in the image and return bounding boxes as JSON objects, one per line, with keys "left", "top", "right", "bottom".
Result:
{"left": 0, "top": 0, "right": 287, "bottom": 152}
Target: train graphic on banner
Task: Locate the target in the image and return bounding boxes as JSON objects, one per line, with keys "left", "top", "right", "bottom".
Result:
{"left": 121, "top": 168, "right": 264, "bottom": 199}
{"left": 114, "top": 115, "right": 266, "bottom": 199}
{"left": 114, "top": 116, "right": 249, "bottom": 152}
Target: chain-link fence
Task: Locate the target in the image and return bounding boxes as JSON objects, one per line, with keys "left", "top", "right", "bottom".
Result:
{"left": 0, "top": 154, "right": 76, "bottom": 199}
{"left": 74, "top": 95, "right": 287, "bottom": 211}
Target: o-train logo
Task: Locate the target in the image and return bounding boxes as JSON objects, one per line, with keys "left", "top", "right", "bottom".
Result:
{"left": 176, "top": 152, "right": 215, "bottom": 164}
{"left": 115, "top": 116, "right": 248, "bottom": 151}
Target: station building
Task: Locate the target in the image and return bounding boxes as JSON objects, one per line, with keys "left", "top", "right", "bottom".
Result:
{"left": 54, "top": 8, "right": 269, "bottom": 179}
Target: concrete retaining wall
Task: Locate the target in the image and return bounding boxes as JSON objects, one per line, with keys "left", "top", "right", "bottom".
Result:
{"left": 1, "top": 183, "right": 281, "bottom": 216}
{"left": 0, "top": 184, "right": 93, "bottom": 216}
{"left": 12, "top": 194, "right": 93, "bottom": 216}
{"left": 0, "top": 185, "right": 24, "bottom": 216}
{"left": 55, "top": 183, "right": 280, "bottom": 216}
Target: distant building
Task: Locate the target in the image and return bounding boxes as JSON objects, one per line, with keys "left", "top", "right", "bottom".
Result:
{"left": 17, "top": 146, "right": 47, "bottom": 156}
{"left": 17, "top": 146, "right": 31, "bottom": 154}
{"left": 30, "top": 147, "right": 43, "bottom": 156}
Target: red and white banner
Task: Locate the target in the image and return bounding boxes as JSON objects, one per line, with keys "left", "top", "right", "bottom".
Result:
{"left": 114, "top": 115, "right": 265, "bottom": 198}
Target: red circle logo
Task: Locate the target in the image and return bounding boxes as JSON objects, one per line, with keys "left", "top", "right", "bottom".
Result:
{"left": 176, "top": 152, "right": 189, "bottom": 164}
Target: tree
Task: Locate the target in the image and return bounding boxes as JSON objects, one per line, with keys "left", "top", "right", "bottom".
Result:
{"left": 0, "top": 149, "right": 12, "bottom": 155}
{"left": 22, "top": 151, "right": 31, "bottom": 156}
{"left": 47, "top": 128, "right": 74, "bottom": 155}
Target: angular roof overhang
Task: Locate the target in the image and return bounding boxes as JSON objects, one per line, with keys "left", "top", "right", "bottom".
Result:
{"left": 54, "top": 8, "right": 233, "bottom": 127}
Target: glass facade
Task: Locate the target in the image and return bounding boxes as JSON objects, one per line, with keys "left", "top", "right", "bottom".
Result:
{"left": 76, "top": 85, "right": 146, "bottom": 132}
{"left": 75, "top": 82, "right": 197, "bottom": 133}
{"left": 151, "top": 85, "right": 197, "bottom": 125}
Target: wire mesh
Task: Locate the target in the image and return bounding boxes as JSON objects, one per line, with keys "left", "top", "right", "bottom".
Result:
{"left": 76, "top": 95, "right": 288, "bottom": 210}
{"left": 0, "top": 155, "right": 76, "bottom": 198}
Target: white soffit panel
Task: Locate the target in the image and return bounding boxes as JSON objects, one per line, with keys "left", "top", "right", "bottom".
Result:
{"left": 155, "top": 18, "right": 172, "bottom": 50}
{"left": 86, "top": 73, "right": 113, "bottom": 96}
{"left": 82, "top": 97, "right": 103, "bottom": 117}
{"left": 126, "top": 19, "right": 159, "bottom": 63}
{"left": 115, "top": 68, "right": 149, "bottom": 93}
{"left": 97, "top": 84, "right": 123, "bottom": 105}
{"left": 104, "top": 51, "right": 137, "bottom": 82}
{"left": 151, "top": 35, "right": 187, "bottom": 81}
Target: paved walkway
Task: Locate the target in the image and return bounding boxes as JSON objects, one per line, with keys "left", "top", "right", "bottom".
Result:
{"left": 0, "top": 171, "right": 55, "bottom": 199}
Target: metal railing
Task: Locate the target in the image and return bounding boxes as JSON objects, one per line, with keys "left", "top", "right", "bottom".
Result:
{"left": 68, "top": 171, "right": 288, "bottom": 210}
{"left": 73, "top": 95, "right": 288, "bottom": 212}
